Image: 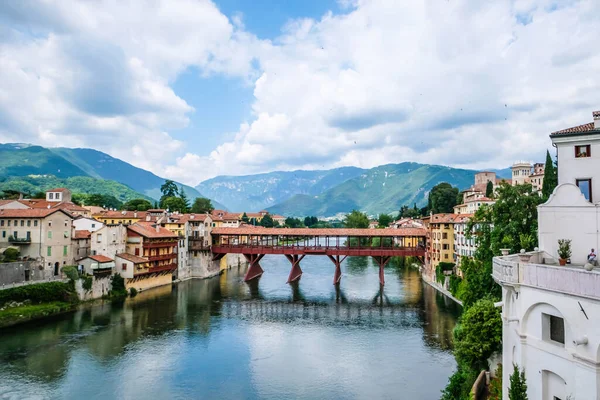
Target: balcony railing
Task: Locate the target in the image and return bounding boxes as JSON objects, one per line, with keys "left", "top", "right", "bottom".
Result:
{"left": 8, "top": 236, "right": 31, "bottom": 244}
{"left": 493, "top": 252, "right": 600, "bottom": 300}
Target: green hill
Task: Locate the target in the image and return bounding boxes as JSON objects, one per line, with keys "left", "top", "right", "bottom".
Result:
{"left": 0, "top": 175, "right": 153, "bottom": 202}
{"left": 266, "top": 163, "right": 480, "bottom": 217}
{"left": 0, "top": 143, "right": 210, "bottom": 203}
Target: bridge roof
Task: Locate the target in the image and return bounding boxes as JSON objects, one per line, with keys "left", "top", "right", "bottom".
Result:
{"left": 212, "top": 227, "right": 426, "bottom": 237}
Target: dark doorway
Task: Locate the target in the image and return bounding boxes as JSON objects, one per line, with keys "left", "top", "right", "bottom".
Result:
{"left": 54, "top": 262, "right": 59, "bottom": 276}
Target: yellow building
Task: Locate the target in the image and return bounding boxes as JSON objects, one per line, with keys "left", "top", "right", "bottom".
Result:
{"left": 429, "top": 214, "right": 458, "bottom": 270}
{"left": 93, "top": 210, "right": 147, "bottom": 225}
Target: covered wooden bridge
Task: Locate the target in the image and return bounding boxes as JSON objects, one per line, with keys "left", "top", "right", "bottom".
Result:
{"left": 211, "top": 227, "right": 427, "bottom": 286}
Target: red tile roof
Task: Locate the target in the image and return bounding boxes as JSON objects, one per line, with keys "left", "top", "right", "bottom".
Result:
{"left": 551, "top": 122, "right": 596, "bottom": 136}
{"left": 0, "top": 208, "right": 71, "bottom": 218}
{"left": 47, "top": 188, "right": 70, "bottom": 192}
{"left": 212, "top": 226, "right": 426, "bottom": 237}
{"left": 177, "top": 213, "right": 210, "bottom": 223}
{"left": 88, "top": 255, "right": 113, "bottom": 263}
{"left": 430, "top": 213, "right": 459, "bottom": 224}
{"left": 127, "top": 222, "right": 179, "bottom": 238}
{"left": 73, "top": 230, "right": 91, "bottom": 239}
{"left": 115, "top": 253, "right": 148, "bottom": 264}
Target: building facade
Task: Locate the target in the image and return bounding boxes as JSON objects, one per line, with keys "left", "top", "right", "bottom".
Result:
{"left": 494, "top": 110, "right": 600, "bottom": 400}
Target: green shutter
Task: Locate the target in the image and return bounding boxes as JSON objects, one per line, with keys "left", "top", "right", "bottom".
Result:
{"left": 63, "top": 246, "right": 68, "bottom": 256}
{"left": 47, "top": 246, "right": 52, "bottom": 256}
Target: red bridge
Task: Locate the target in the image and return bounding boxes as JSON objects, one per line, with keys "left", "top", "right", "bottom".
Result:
{"left": 211, "top": 227, "right": 427, "bottom": 286}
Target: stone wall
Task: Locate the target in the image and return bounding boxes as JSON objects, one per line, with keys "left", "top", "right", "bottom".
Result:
{"left": 125, "top": 273, "right": 172, "bottom": 292}
{"left": 0, "top": 260, "right": 56, "bottom": 286}
{"left": 75, "top": 274, "right": 112, "bottom": 301}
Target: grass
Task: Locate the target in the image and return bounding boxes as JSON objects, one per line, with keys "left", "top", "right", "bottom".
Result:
{"left": 0, "top": 301, "right": 76, "bottom": 328}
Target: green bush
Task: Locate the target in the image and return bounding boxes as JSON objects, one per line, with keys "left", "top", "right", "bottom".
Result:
{"left": 109, "top": 273, "right": 127, "bottom": 299}
{"left": 3, "top": 248, "right": 20, "bottom": 262}
{"left": 508, "top": 364, "right": 528, "bottom": 400}
{"left": 0, "top": 281, "right": 77, "bottom": 306}
{"left": 129, "top": 287, "right": 138, "bottom": 297}
{"left": 82, "top": 275, "right": 93, "bottom": 291}
{"left": 440, "top": 366, "right": 478, "bottom": 400}
{"left": 449, "top": 275, "right": 462, "bottom": 296}
{"left": 488, "top": 364, "right": 503, "bottom": 400}
{"left": 62, "top": 265, "right": 79, "bottom": 281}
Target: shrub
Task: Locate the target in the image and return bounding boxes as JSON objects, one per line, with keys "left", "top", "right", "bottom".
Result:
{"left": 0, "top": 281, "right": 77, "bottom": 306}
{"left": 109, "top": 273, "right": 127, "bottom": 299}
{"left": 129, "top": 287, "right": 138, "bottom": 297}
{"left": 3, "top": 248, "right": 19, "bottom": 262}
{"left": 440, "top": 366, "right": 477, "bottom": 400}
{"left": 449, "top": 275, "right": 462, "bottom": 296}
{"left": 82, "top": 275, "right": 93, "bottom": 291}
{"left": 62, "top": 265, "right": 79, "bottom": 281}
{"left": 488, "top": 364, "right": 503, "bottom": 400}
{"left": 454, "top": 298, "right": 502, "bottom": 371}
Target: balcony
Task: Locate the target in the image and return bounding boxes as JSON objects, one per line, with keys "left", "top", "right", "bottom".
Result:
{"left": 147, "top": 253, "right": 177, "bottom": 262}
{"left": 8, "top": 236, "right": 31, "bottom": 244}
{"left": 188, "top": 236, "right": 210, "bottom": 251}
{"left": 492, "top": 251, "right": 600, "bottom": 301}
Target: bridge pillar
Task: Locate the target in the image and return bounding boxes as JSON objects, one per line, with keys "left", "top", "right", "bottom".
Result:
{"left": 243, "top": 254, "right": 265, "bottom": 281}
{"left": 327, "top": 255, "right": 347, "bottom": 285}
{"left": 372, "top": 256, "right": 391, "bottom": 286}
{"left": 285, "top": 254, "right": 305, "bottom": 283}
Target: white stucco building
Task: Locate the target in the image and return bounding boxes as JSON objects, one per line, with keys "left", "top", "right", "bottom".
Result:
{"left": 494, "top": 110, "right": 600, "bottom": 400}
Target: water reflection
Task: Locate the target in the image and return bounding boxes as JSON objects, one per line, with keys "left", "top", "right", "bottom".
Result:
{"left": 0, "top": 256, "right": 460, "bottom": 400}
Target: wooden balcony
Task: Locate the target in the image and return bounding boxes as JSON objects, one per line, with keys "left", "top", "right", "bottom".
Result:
{"left": 188, "top": 236, "right": 210, "bottom": 251}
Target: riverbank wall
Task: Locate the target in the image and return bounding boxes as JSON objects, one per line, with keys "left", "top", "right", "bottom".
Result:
{"left": 419, "top": 266, "right": 463, "bottom": 306}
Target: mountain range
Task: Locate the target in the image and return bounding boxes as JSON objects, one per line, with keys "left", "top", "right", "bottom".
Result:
{"left": 0, "top": 143, "right": 203, "bottom": 202}
{"left": 0, "top": 143, "right": 511, "bottom": 216}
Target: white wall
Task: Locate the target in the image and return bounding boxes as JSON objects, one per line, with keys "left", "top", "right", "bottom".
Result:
{"left": 73, "top": 218, "right": 104, "bottom": 232}
{"left": 501, "top": 281, "right": 600, "bottom": 400}
{"left": 554, "top": 135, "right": 600, "bottom": 203}
{"left": 538, "top": 183, "right": 599, "bottom": 265}
{"left": 91, "top": 225, "right": 127, "bottom": 258}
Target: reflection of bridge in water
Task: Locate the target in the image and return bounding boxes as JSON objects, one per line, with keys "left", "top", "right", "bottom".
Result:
{"left": 211, "top": 227, "right": 427, "bottom": 285}
{"left": 217, "top": 299, "right": 423, "bottom": 328}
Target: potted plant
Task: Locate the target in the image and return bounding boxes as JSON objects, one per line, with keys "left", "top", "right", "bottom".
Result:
{"left": 500, "top": 236, "right": 512, "bottom": 256}
{"left": 557, "top": 239, "right": 572, "bottom": 266}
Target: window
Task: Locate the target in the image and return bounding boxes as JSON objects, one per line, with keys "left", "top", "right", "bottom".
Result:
{"left": 47, "top": 246, "right": 52, "bottom": 256}
{"left": 97, "top": 233, "right": 102, "bottom": 243}
{"left": 64, "top": 220, "right": 68, "bottom": 227}
{"left": 48, "top": 231, "right": 52, "bottom": 239}
{"left": 7, "top": 220, "right": 10, "bottom": 227}
{"left": 91, "top": 223, "right": 95, "bottom": 228}
{"left": 34, "top": 220, "right": 38, "bottom": 227}
{"left": 444, "top": 254, "right": 448, "bottom": 259}
{"left": 20, "top": 220, "right": 24, "bottom": 227}
{"left": 27, "top": 220, "right": 30, "bottom": 227}
{"left": 442, "top": 244, "right": 449, "bottom": 250}
{"left": 122, "top": 263, "right": 127, "bottom": 271}
{"left": 135, "top": 248, "right": 140, "bottom": 256}
{"left": 111, "top": 220, "right": 115, "bottom": 224}
{"left": 49, "top": 193, "right": 54, "bottom": 199}
{"left": 14, "top": 220, "right": 17, "bottom": 226}
{"left": 543, "top": 313, "right": 565, "bottom": 345}
{"left": 48, "top": 221, "right": 52, "bottom": 227}
{"left": 549, "top": 315, "right": 565, "bottom": 344}
{"left": 576, "top": 179, "right": 592, "bottom": 202}
{"left": 442, "top": 233, "right": 448, "bottom": 239}
{"left": 575, "top": 144, "right": 591, "bottom": 158}
{"left": 63, "top": 246, "right": 68, "bottom": 256}
{"left": 444, "top": 224, "right": 450, "bottom": 229}
{"left": 1, "top": 231, "right": 4, "bottom": 238}
{"left": 64, "top": 231, "right": 68, "bottom": 238}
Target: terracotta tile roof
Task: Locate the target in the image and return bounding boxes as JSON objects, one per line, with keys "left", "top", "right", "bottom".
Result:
{"left": 466, "top": 196, "right": 494, "bottom": 203}
{"left": 127, "top": 222, "right": 179, "bottom": 238}
{"left": 453, "top": 214, "right": 474, "bottom": 223}
{"left": 177, "top": 213, "right": 210, "bottom": 223}
{"left": 551, "top": 122, "right": 596, "bottom": 136}
{"left": 223, "top": 213, "right": 240, "bottom": 221}
{"left": 93, "top": 210, "right": 147, "bottom": 219}
{"left": 18, "top": 199, "right": 86, "bottom": 212}
{"left": 147, "top": 209, "right": 166, "bottom": 213}
{"left": 212, "top": 226, "right": 426, "bottom": 237}
{"left": 88, "top": 255, "right": 113, "bottom": 263}
{"left": 430, "top": 213, "right": 459, "bottom": 224}
{"left": 272, "top": 215, "right": 285, "bottom": 219}
{"left": 0, "top": 208, "right": 71, "bottom": 218}
{"left": 47, "top": 188, "right": 70, "bottom": 192}
{"left": 115, "top": 253, "right": 148, "bottom": 264}
{"left": 73, "top": 230, "right": 91, "bottom": 239}
{"left": 0, "top": 200, "right": 19, "bottom": 206}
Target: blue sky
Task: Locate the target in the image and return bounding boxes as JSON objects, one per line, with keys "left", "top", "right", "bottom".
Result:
{"left": 0, "top": 0, "right": 599, "bottom": 185}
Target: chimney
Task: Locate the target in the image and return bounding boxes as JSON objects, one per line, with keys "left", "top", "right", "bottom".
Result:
{"left": 155, "top": 223, "right": 160, "bottom": 233}
{"left": 594, "top": 110, "right": 600, "bottom": 129}
{"left": 134, "top": 212, "right": 138, "bottom": 218}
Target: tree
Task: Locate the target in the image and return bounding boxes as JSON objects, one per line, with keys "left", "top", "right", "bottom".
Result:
{"left": 508, "top": 364, "right": 528, "bottom": 400}
{"left": 160, "top": 180, "right": 178, "bottom": 198}
{"left": 2, "top": 248, "right": 19, "bottom": 262}
{"left": 260, "top": 214, "right": 274, "bottom": 227}
{"left": 486, "top": 180, "right": 494, "bottom": 198}
{"left": 344, "top": 210, "right": 369, "bottom": 228}
{"left": 429, "top": 183, "right": 459, "bottom": 214}
{"left": 453, "top": 298, "right": 503, "bottom": 371}
{"left": 285, "top": 217, "right": 303, "bottom": 228}
{"left": 304, "top": 216, "right": 318, "bottom": 227}
{"left": 541, "top": 150, "right": 558, "bottom": 199}
{"left": 249, "top": 217, "right": 258, "bottom": 226}
{"left": 85, "top": 193, "right": 122, "bottom": 209}
{"left": 241, "top": 212, "right": 249, "bottom": 223}
{"left": 378, "top": 213, "right": 392, "bottom": 228}
{"left": 161, "top": 196, "right": 188, "bottom": 213}
{"left": 122, "top": 199, "right": 153, "bottom": 211}
{"left": 178, "top": 186, "right": 190, "bottom": 212}
{"left": 190, "top": 197, "right": 214, "bottom": 214}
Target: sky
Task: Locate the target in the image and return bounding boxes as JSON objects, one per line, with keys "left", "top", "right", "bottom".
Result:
{"left": 1, "top": 0, "right": 599, "bottom": 186}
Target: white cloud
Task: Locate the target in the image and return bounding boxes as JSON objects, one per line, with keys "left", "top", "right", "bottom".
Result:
{"left": 1, "top": 0, "right": 599, "bottom": 186}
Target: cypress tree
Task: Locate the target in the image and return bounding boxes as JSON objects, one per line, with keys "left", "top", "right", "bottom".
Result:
{"left": 486, "top": 180, "right": 494, "bottom": 198}
{"left": 508, "top": 364, "right": 528, "bottom": 400}
{"left": 541, "top": 150, "right": 558, "bottom": 199}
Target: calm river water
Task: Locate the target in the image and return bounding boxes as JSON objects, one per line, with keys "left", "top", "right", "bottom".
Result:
{"left": 0, "top": 256, "right": 460, "bottom": 400}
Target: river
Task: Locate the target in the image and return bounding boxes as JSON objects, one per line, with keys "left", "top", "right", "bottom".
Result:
{"left": 0, "top": 255, "right": 460, "bottom": 400}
